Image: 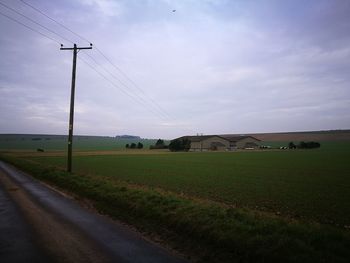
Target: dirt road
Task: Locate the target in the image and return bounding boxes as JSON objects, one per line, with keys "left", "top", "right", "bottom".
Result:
{"left": 0, "top": 161, "right": 186, "bottom": 263}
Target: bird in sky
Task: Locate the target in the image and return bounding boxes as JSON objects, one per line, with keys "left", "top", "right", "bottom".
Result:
{"left": 172, "top": 10, "right": 176, "bottom": 12}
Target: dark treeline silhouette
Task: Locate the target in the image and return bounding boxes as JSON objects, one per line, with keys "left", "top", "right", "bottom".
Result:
{"left": 125, "top": 142, "right": 143, "bottom": 149}
{"left": 169, "top": 138, "right": 191, "bottom": 152}
{"left": 149, "top": 139, "right": 168, "bottom": 149}
{"left": 288, "top": 141, "right": 321, "bottom": 149}
{"left": 298, "top": 141, "right": 321, "bottom": 149}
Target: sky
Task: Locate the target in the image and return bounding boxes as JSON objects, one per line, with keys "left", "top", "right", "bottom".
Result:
{"left": 0, "top": 0, "right": 349, "bottom": 139}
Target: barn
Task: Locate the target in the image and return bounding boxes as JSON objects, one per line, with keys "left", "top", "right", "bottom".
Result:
{"left": 174, "top": 135, "right": 260, "bottom": 151}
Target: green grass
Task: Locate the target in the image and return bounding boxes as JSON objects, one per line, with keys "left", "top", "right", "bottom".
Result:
{"left": 23, "top": 142, "right": 350, "bottom": 226}
{"left": 2, "top": 139, "right": 350, "bottom": 261}
{"left": 1, "top": 154, "right": 350, "bottom": 263}
{"left": 0, "top": 134, "right": 162, "bottom": 151}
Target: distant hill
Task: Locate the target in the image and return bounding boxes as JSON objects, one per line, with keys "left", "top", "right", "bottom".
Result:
{"left": 115, "top": 135, "right": 141, "bottom": 139}
{"left": 228, "top": 130, "right": 350, "bottom": 142}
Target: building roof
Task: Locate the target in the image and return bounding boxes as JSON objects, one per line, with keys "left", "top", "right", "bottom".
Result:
{"left": 211, "top": 141, "right": 226, "bottom": 147}
{"left": 176, "top": 135, "right": 219, "bottom": 142}
{"left": 174, "top": 135, "right": 260, "bottom": 142}
{"left": 221, "top": 135, "right": 260, "bottom": 142}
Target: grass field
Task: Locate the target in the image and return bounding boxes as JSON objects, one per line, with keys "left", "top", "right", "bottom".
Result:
{"left": 1, "top": 136, "right": 350, "bottom": 262}
{"left": 21, "top": 142, "right": 350, "bottom": 227}
{"left": 0, "top": 134, "right": 161, "bottom": 151}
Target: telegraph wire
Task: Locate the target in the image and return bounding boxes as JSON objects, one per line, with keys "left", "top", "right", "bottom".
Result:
{"left": 0, "top": 3, "right": 167, "bottom": 121}
{"left": 0, "top": 1, "right": 73, "bottom": 45}
{"left": 0, "top": 10, "right": 61, "bottom": 44}
{"left": 94, "top": 46, "right": 173, "bottom": 119}
{"left": 18, "top": 0, "right": 172, "bottom": 120}
{"left": 13, "top": 0, "right": 170, "bottom": 120}
{"left": 79, "top": 55, "right": 169, "bottom": 121}
{"left": 8, "top": 0, "right": 197, "bottom": 134}
{"left": 83, "top": 52, "right": 170, "bottom": 120}
{"left": 93, "top": 47, "right": 198, "bottom": 134}
{"left": 19, "top": 0, "right": 91, "bottom": 44}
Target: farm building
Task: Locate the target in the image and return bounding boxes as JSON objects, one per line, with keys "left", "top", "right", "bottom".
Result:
{"left": 174, "top": 135, "right": 260, "bottom": 151}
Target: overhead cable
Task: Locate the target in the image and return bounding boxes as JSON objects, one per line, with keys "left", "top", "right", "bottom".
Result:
{"left": 19, "top": 0, "right": 91, "bottom": 44}
{"left": 18, "top": 0, "right": 172, "bottom": 120}
{"left": 94, "top": 46, "right": 173, "bottom": 120}
{"left": 79, "top": 55, "right": 168, "bottom": 121}
{"left": 83, "top": 52, "right": 170, "bottom": 120}
{"left": 0, "top": 1, "right": 72, "bottom": 45}
{"left": 0, "top": 10, "right": 61, "bottom": 44}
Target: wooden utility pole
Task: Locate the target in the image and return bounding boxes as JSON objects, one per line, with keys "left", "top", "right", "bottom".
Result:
{"left": 60, "top": 43, "right": 92, "bottom": 172}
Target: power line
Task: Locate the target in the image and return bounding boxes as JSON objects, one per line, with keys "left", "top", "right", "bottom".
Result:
{"left": 80, "top": 54, "right": 169, "bottom": 121}
{"left": 0, "top": 1, "right": 73, "bottom": 45}
{"left": 0, "top": 2, "right": 167, "bottom": 121}
{"left": 18, "top": 0, "right": 172, "bottom": 120}
{"left": 0, "top": 10, "right": 61, "bottom": 44}
{"left": 83, "top": 52, "right": 170, "bottom": 120}
{"left": 79, "top": 55, "right": 168, "bottom": 121}
{"left": 19, "top": 0, "right": 91, "bottom": 44}
{"left": 94, "top": 46, "right": 173, "bottom": 120}
{"left": 79, "top": 55, "right": 169, "bottom": 121}
{"left": 12, "top": 0, "right": 197, "bottom": 133}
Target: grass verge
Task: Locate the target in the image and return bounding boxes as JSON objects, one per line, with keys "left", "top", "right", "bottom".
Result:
{"left": 1, "top": 154, "right": 350, "bottom": 263}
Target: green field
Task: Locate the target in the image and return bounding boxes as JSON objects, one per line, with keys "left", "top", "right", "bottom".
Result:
{"left": 0, "top": 134, "right": 161, "bottom": 151}
{"left": 2, "top": 137, "right": 350, "bottom": 262}
{"left": 20, "top": 142, "right": 350, "bottom": 226}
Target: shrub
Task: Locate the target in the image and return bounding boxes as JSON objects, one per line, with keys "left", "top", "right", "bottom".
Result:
{"left": 297, "top": 141, "right": 321, "bottom": 149}
{"left": 130, "top": 143, "right": 136, "bottom": 149}
{"left": 288, "top": 142, "right": 296, "bottom": 149}
{"left": 137, "top": 142, "right": 143, "bottom": 149}
{"left": 150, "top": 139, "right": 168, "bottom": 149}
{"left": 169, "top": 138, "right": 191, "bottom": 152}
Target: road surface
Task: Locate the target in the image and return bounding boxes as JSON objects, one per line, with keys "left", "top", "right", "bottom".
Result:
{"left": 0, "top": 161, "right": 187, "bottom": 263}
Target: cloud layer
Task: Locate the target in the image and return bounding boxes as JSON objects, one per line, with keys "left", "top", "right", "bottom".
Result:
{"left": 0, "top": 0, "right": 349, "bottom": 138}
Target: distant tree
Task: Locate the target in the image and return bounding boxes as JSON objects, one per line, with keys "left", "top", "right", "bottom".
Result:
{"left": 169, "top": 138, "right": 191, "bottom": 152}
{"left": 298, "top": 141, "right": 307, "bottom": 149}
{"left": 125, "top": 144, "right": 130, "bottom": 148}
{"left": 312, "top": 142, "right": 321, "bottom": 148}
{"left": 297, "top": 141, "right": 320, "bottom": 149}
{"left": 155, "top": 139, "right": 164, "bottom": 146}
{"left": 288, "top": 142, "right": 296, "bottom": 149}
{"left": 168, "top": 140, "right": 179, "bottom": 151}
{"left": 149, "top": 138, "right": 168, "bottom": 149}
{"left": 137, "top": 142, "right": 143, "bottom": 149}
{"left": 130, "top": 143, "right": 136, "bottom": 149}
{"left": 307, "top": 141, "right": 320, "bottom": 148}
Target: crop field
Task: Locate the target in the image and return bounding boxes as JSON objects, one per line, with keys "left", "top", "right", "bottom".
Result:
{"left": 12, "top": 141, "right": 349, "bottom": 226}
{"left": 2, "top": 137, "right": 350, "bottom": 262}
{"left": 0, "top": 134, "right": 160, "bottom": 151}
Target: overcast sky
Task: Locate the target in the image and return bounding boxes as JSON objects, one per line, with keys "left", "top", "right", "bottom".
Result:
{"left": 0, "top": 0, "right": 349, "bottom": 139}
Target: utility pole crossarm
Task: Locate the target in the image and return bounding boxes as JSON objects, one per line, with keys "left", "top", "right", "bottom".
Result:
{"left": 60, "top": 47, "right": 92, "bottom": 50}
{"left": 60, "top": 43, "right": 92, "bottom": 173}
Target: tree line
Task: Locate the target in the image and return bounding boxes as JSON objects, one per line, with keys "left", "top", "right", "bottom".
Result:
{"left": 125, "top": 142, "right": 143, "bottom": 149}
{"left": 288, "top": 141, "right": 321, "bottom": 149}
{"left": 149, "top": 139, "right": 168, "bottom": 149}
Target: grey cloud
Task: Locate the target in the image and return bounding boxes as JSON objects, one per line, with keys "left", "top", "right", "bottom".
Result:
{"left": 0, "top": 0, "right": 349, "bottom": 138}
